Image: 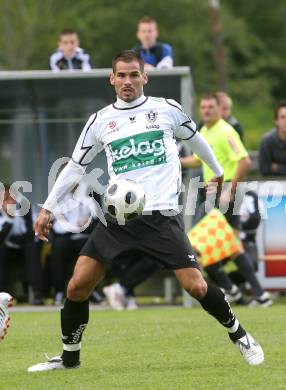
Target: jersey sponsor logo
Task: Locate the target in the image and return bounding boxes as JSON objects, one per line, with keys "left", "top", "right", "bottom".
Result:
{"left": 109, "top": 130, "right": 166, "bottom": 174}
{"left": 146, "top": 124, "right": 159, "bottom": 129}
{"left": 145, "top": 110, "right": 158, "bottom": 123}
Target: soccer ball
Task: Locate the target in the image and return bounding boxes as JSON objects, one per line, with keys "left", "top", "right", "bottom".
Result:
{"left": 104, "top": 179, "right": 145, "bottom": 224}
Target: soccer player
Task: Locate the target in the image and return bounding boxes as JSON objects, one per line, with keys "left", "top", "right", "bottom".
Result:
{"left": 181, "top": 93, "right": 272, "bottom": 306}
{"left": 28, "top": 50, "right": 264, "bottom": 372}
{"left": 49, "top": 29, "right": 92, "bottom": 71}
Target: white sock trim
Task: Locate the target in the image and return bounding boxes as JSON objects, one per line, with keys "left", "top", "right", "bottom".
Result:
{"left": 63, "top": 342, "right": 81, "bottom": 352}
{"left": 227, "top": 318, "right": 239, "bottom": 334}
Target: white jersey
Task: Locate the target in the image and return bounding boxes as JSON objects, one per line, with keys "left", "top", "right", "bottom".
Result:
{"left": 72, "top": 95, "right": 197, "bottom": 211}
{"left": 43, "top": 94, "right": 223, "bottom": 214}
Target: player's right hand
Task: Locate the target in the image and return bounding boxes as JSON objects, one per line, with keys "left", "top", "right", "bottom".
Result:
{"left": 34, "top": 208, "right": 52, "bottom": 241}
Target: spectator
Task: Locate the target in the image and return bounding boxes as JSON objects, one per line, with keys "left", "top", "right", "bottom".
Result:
{"left": 134, "top": 16, "right": 173, "bottom": 69}
{"left": 216, "top": 91, "right": 244, "bottom": 141}
{"left": 0, "top": 184, "right": 43, "bottom": 304}
{"left": 49, "top": 29, "right": 92, "bottom": 71}
{"left": 259, "top": 102, "right": 286, "bottom": 176}
{"left": 181, "top": 94, "right": 272, "bottom": 307}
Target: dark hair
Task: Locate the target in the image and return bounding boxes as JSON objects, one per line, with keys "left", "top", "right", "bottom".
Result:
{"left": 59, "top": 29, "right": 78, "bottom": 37}
{"left": 112, "top": 49, "right": 144, "bottom": 73}
{"left": 137, "top": 16, "right": 158, "bottom": 27}
{"left": 200, "top": 93, "right": 220, "bottom": 105}
{"left": 275, "top": 102, "right": 286, "bottom": 119}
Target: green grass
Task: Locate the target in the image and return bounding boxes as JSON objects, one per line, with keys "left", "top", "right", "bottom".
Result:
{"left": 1, "top": 306, "right": 285, "bottom": 390}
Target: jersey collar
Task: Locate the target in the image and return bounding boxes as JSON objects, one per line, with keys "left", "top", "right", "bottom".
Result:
{"left": 113, "top": 95, "right": 148, "bottom": 110}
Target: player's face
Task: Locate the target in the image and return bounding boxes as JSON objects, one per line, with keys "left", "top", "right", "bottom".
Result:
{"left": 58, "top": 34, "right": 79, "bottom": 58}
{"left": 200, "top": 98, "right": 221, "bottom": 126}
{"left": 275, "top": 107, "right": 286, "bottom": 134}
{"left": 137, "top": 22, "right": 158, "bottom": 48}
{"left": 110, "top": 61, "right": 148, "bottom": 102}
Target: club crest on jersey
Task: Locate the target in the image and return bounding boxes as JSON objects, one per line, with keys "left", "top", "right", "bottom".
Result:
{"left": 145, "top": 110, "right": 158, "bottom": 123}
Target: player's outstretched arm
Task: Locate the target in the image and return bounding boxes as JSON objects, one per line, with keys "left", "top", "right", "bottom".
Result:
{"left": 34, "top": 160, "right": 85, "bottom": 241}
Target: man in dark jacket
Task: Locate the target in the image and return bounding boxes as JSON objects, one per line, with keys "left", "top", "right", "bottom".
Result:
{"left": 259, "top": 102, "right": 286, "bottom": 176}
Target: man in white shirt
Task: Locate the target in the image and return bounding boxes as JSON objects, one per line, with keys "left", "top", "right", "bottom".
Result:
{"left": 49, "top": 29, "right": 92, "bottom": 71}
{"left": 28, "top": 50, "right": 264, "bottom": 372}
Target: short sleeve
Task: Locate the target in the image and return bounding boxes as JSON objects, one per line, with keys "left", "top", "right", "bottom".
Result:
{"left": 166, "top": 99, "right": 197, "bottom": 140}
{"left": 72, "top": 113, "right": 104, "bottom": 166}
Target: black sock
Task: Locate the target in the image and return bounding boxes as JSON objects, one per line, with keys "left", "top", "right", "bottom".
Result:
{"left": 61, "top": 299, "right": 89, "bottom": 367}
{"left": 198, "top": 283, "right": 246, "bottom": 342}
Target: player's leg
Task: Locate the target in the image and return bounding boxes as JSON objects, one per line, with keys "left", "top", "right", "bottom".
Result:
{"left": 175, "top": 267, "right": 264, "bottom": 365}
{"left": 61, "top": 255, "right": 105, "bottom": 366}
{"left": 204, "top": 261, "right": 243, "bottom": 303}
{"left": 28, "top": 255, "right": 105, "bottom": 372}
{"left": 175, "top": 267, "right": 244, "bottom": 335}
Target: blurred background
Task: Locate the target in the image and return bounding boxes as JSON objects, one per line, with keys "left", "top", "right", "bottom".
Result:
{"left": 0, "top": 0, "right": 286, "bottom": 306}
{"left": 0, "top": 0, "right": 285, "bottom": 148}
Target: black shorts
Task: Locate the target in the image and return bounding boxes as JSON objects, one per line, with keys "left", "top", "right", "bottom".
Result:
{"left": 80, "top": 211, "right": 200, "bottom": 271}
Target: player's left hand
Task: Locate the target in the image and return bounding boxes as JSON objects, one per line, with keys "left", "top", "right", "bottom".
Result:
{"left": 206, "top": 175, "right": 224, "bottom": 208}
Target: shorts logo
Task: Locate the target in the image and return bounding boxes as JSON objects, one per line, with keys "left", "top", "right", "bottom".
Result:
{"left": 188, "top": 254, "right": 196, "bottom": 262}
{"left": 145, "top": 110, "right": 158, "bottom": 123}
{"left": 109, "top": 121, "right": 116, "bottom": 129}
{"left": 109, "top": 130, "right": 166, "bottom": 174}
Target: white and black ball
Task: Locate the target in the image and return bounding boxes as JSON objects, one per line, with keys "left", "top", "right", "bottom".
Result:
{"left": 104, "top": 179, "right": 145, "bottom": 224}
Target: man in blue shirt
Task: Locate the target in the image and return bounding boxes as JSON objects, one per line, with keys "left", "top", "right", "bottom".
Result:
{"left": 134, "top": 16, "right": 173, "bottom": 70}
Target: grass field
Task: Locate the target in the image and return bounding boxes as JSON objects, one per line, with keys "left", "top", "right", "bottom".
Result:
{"left": 1, "top": 305, "right": 285, "bottom": 390}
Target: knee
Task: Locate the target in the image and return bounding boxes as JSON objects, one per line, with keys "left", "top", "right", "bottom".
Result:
{"left": 184, "top": 279, "right": 207, "bottom": 300}
{"left": 67, "top": 276, "right": 89, "bottom": 302}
